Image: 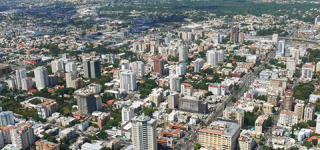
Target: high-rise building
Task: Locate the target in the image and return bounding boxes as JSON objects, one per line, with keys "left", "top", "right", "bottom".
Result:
{"left": 122, "top": 107, "right": 134, "bottom": 125}
{"left": 238, "top": 32, "right": 244, "bottom": 44}
{"left": 0, "top": 111, "right": 14, "bottom": 127}
{"left": 301, "top": 64, "right": 313, "bottom": 81}
{"left": 304, "top": 103, "right": 316, "bottom": 121}
{"left": 0, "top": 130, "right": 4, "bottom": 148}
{"left": 11, "top": 123, "right": 35, "bottom": 149}
{"left": 154, "top": 55, "right": 164, "bottom": 76}
{"left": 284, "top": 89, "right": 294, "bottom": 111}
{"left": 272, "top": 34, "right": 278, "bottom": 43}
{"left": 316, "top": 115, "right": 320, "bottom": 134}
{"left": 83, "top": 58, "right": 101, "bottom": 78}
{"left": 286, "top": 58, "right": 296, "bottom": 71}
{"left": 51, "top": 59, "right": 63, "bottom": 73}
{"left": 74, "top": 88, "right": 97, "bottom": 115}
{"left": 65, "top": 62, "right": 77, "bottom": 73}
{"left": 218, "top": 50, "right": 224, "bottom": 63}
{"left": 131, "top": 115, "right": 157, "bottom": 150}
{"left": 168, "top": 93, "right": 179, "bottom": 109}
{"left": 34, "top": 66, "right": 48, "bottom": 90}
{"left": 199, "top": 120, "right": 240, "bottom": 150}
{"left": 207, "top": 50, "right": 219, "bottom": 66}
{"left": 119, "top": 70, "right": 137, "bottom": 91}
{"left": 194, "top": 58, "right": 203, "bottom": 72}
{"left": 149, "top": 88, "right": 163, "bottom": 107}
{"left": 129, "top": 61, "right": 145, "bottom": 79}
{"left": 277, "top": 40, "right": 286, "bottom": 57}
{"left": 48, "top": 75, "right": 58, "bottom": 87}
{"left": 66, "top": 71, "right": 78, "bottom": 88}
{"left": 21, "top": 77, "right": 33, "bottom": 91}
{"left": 170, "top": 75, "right": 182, "bottom": 91}
{"left": 294, "top": 101, "right": 305, "bottom": 120}
{"left": 179, "top": 46, "right": 188, "bottom": 62}
{"left": 315, "top": 16, "right": 320, "bottom": 26}
{"left": 6, "top": 78, "right": 16, "bottom": 89}
{"left": 212, "top": 33, "right": 220, "bottom": 44}
{"left": 181, "top": 83, "right": 193, "bottom": 96}
{"left": 223, "top": 106, "right": 245, "bottom": 128}
{"left": 16, "top": 68, "right": 26, "bottom": 89}
{"left": 255, "top": 115, "right": 267, "bottom": 133}
{"left": 36, "top": 99, "right": 58, "bottom": 119}
{"left": 88, "top": 83, "right": 102, "bottom": 94}
{"left": 230, "top": 27, "right": 239, "bottom": 43}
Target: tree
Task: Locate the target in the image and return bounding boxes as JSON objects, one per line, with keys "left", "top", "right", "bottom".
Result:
{"left": 194, "top": 143, "right": 201, "bottom": 150}
{"left": 307, "top": 120, "right": 316, "bottom": 127}
{"left": 144, "top": 108, "right": 155, "bottom": 116}
{"left": 298, "top": 122, "right": 308, "bottom": 128}
{"left": 262, "top": 146, "right": 272, "bottom": 150}
{"left": 205, "top": 91, "right": 213, "bottom": 96}
{"left": 312, "top": 139, "right": 318, "bottom": 146}
{"left": 265, "top": 117, "right": 273, "bottom": 127}
{"left": 97, "top": 130, "right": 108, "bottom": 139}
{"left": 303, "top": 140, "right": 312, "bottom": 149}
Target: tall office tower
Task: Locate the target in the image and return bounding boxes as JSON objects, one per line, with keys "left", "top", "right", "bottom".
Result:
{"left": 199, "top": 120, "right": 240, "bottom": 150}
{"left": 122, "top": 107, "right": 134, "bottom": 124}
{"left": 34, "top": 66, "right": 48, "bottom": 90}
{"left": 304, "top": 103, "right": 316, "bottom": 121}
{"left": 230, "top": 27, "right": 239, "bottom": 43}
{"left": 278, "top": 40, "right": 286, "bottom": 57}
{"left": 272, "top": 34, "right": 279, "bottom": 43}
{"left": 65, "top": 62, "right": 77, "bottom": 73}
{"left": 154, "top": 55, "right": 164, "bottom": 76}
{"left": 16, "top": 68, "right": 26, "bottom": 89}
{"left": 74, "top": 88, "right": 97, "bottom": 115}
{"left": 11, "top": 123, "right": 35, "bottom": 149}
{"left": 120, "top": 70, "right": 137, "bottom": 91}
{"left": 217, "top": 50, "right": 225, "bottom": 63}
{"left": 238, "top": 32, "right": 244, "bottom": 44}
{"left": 170, "top": 76, "right": 182, "bottom": 92}
{"left": 0, "top": 111, "right": 14, "bottom": 127}
{"left": 131, "top": 115, "right": 157, "bottom": 150}
{"left": 129, "top": 61, "right": 145, "bottom": 79}
{"left": 194, "top": 58, "right": 204, "bottom": 72}
{"left": 83, "top": 58, "right": 101, "bottom": 79}
{"left": 51, "top": 59, "right": 63, "bottom": 73}
{"left": 21, "top": 77, "right": 33, "bottom": 91}
{"left": 66, "top": 71, "right": 78, "bottom": 88}
{"left": 179, "top": 46, "right": 188, "bottom": 62}
{"left": 284, "top": 89, "right": 294, "bottom": 111}
{"left": 168, "top": 93, "right": 179, "bottom": 109}
{"left": 207, "top": 50, "right": 219, "bottom": 66}
{"left": 223, "top": 106, "right": 245, "bottom": 128}
{"left": 212, "top": 33, "right": 220, "bottom": 44}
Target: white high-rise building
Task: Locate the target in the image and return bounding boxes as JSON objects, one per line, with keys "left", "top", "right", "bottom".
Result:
{"left": 212, "top": 33, "right": 220, "bottom": 44}
{"left": 122, "top": 107, "right": 134, "bottom": 124}
{"left": 6, "top": 78, "right": 16, "bottom": 89}
{"left": 11, "top": 123, "right": 35, "bottom": 149}
{"left": 120, "top": 70, "right": 137, "bottom": 91}
{"left": 21, "top": 77, "right": 33, "bottom": 91}
{"left": 51, "top": 59, "right": 63, "bottom": 73}
{"left": 301, "top": 65, "right": 313, "bottom": 81}
{"left": 286, "top": 58, "right": 296, "bottom": 71}
{"left": 66, "top": 71, "right": 77, "bottom": 88}
{"left": 65, "top": 62, "right": 77, "bottom": 73}
{"left": 34, "top": 66, "right": 48, "bottom": 90}
{"left": 170, "top": 75, "right": 182, "bottom": 92}
{"left": 129, "top": 61, "right": 145, "bottom": 79}
{"left": 315, "top": 16, "right": 320, "bottom": 26}
{"left": 272, "top": 34, "right": 278, "bottom": 43}
{"left": 16, "top": 69, "right": 26, "bottom": 89}
{"left": 179, "top": 46, "right": 188, "bottom": 62}
{"left": 316, "top": 115, "right": 320, "bottom": 134}
{"left": 207, "top": 50, "right": 219, "bottom": 66}
{"left": 277, "top": 40, "right": 286, "bottom": 57}
{"left": 131, "top": 115, "right": 157, "bottom": 150}
{"left": 194, "top": 58, "right": 204, "bottom": 72}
